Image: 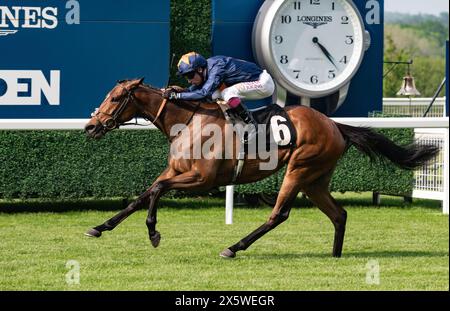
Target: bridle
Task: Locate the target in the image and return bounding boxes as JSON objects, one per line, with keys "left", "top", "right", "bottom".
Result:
{"left": 91, "top": 82, "right": 199, "bottom": 138}
{"left": 92, "top": 83, "right": 169, "bottom": 132}
{"left": 92, "top": 85, "right": 137, "bottom": 131}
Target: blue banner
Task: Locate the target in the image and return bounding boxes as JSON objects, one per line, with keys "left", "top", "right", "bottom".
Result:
{"left": 0, "top": 0, "right": 170, "bottom": 118}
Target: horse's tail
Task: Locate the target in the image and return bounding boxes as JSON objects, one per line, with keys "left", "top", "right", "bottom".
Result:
{"left": 335, "top": 122, "right": 440, "bottom": 170}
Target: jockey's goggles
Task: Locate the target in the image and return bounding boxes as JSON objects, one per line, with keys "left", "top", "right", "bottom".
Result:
{"left": 183, "top": 71, "right": 196, "bottom": 80}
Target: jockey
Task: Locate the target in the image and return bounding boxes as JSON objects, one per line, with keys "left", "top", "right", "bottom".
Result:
{"left": 163, "top": 52, "right": 275, "bottom": 143}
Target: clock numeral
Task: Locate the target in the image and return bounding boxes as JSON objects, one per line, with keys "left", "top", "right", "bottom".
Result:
{"left": 339, "top": 56, "right": 348, "bottom": 64}
{"left": 310, "top": 75, "right": 319, "bottom": 84}
{"left": 345, "top": 35, "right": 354, "bottom": 45}
{"left": 328, "top": 70, "right": 336, "bottom": 79}
{"left": 281, "top": 15, "right": 292, "bottom": 24}
{"left": 293, "top": 70, "right": 301, "bottom": 79}
{"left": 332, "top": 2, "right": 335, "bottom": 10}
{"left": 294, "top": 1, "right": 301, "bottom": 10}
{"left": 274, "top": 35, "right": 283, "bottom": 44}
{"left": 341, "top": 16, "right": 349, "bottom": 24}
{"left": 280, "top": 55, "right": 289, "bottom": 64}
{"left": 310, "top": 0, "right": 320, "bottom": 5}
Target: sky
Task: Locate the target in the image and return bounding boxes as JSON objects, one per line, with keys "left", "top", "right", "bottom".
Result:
{"left": 384, "top": 0, "right": 449, "bottom": 16}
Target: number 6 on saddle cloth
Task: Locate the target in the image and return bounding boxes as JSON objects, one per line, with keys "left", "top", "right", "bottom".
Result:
{"left": 224, "top": 103, "right": 297, "bottom": 149}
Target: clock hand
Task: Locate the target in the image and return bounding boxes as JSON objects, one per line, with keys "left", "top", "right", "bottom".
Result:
{"left": 312, "top": 37, "right": 339, "bottom": 70}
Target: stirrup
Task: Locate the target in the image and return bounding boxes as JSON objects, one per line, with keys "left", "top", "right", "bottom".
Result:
{"left": 227, "top": 104, "right": 258, "bottom": 144}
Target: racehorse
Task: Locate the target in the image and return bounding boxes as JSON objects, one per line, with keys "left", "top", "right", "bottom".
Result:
{"left": 84, "top": 78, "right": 439, "bottom": 258}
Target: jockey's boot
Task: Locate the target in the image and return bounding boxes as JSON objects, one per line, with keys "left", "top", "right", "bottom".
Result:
{"left": 228, "top": 101, "right": 258, "bottom": 144}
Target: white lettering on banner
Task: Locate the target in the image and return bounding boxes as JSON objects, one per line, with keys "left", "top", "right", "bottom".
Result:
{"left": 22, "top": 7, "right": 43, "bottom": 29}
{"left": 41, "top": 7, "right": 59, "bottom": 29}
{"left": 0, "top": 6, "right": 58, "bottom": 29}
{"left": 0, "top": 70, "right": 60, "bottom": 105}
{"left": 0, "top": 1, "right": 79, "bottom": 36}
{"left": 0, "top": 6, "right": 20, "bottom": 28}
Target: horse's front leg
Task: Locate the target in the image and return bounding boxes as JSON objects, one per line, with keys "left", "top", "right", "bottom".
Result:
{"left": 85, "top": 191, "right": 151, "bottom": 237}
{"left": 146, "top": 170, "right": 209, "bottom": 248}
{"left": 85, "top": 168, "right": 175, "bottom": 238}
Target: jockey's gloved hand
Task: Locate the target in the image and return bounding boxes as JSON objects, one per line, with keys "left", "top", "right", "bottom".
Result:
{"left": 167, "top": 85, "right": 186, "bottom": 93}
{"left": 162, "top": 89, "right": 181, "bottom": 100}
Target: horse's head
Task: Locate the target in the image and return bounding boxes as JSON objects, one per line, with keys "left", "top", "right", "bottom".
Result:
{"left": 85, "top": 78, "right": 144, "bottom": 139}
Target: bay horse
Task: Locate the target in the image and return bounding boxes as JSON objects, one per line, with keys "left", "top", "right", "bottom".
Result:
{"left": 84, "top": 78, "right": 438, "bottom": 258}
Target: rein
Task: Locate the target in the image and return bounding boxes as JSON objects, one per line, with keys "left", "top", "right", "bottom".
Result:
{"left": 181, "top": 101, "right": 202, "bottom": 127}
{"left": 152, "top": 98, "right": 168, "bottom": 124}
{"left": 93, "top": 84, "right": 165, "bottom": 131}
{"left": 93, "top": 83, "right": 202, "bottom": 136}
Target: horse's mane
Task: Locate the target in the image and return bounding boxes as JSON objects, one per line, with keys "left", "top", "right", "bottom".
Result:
{"left": 116, "top": 79, "right": 224, "bottom": 120}
{"left": 117, "top": 79, "right": 163, "bottom": 94}
{"left": 141, "top": 83, "right": 163, "bottom": 94}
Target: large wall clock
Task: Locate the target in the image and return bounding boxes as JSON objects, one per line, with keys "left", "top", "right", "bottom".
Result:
{"left": 253, "top": 0, "right": 371, "bottom": 112}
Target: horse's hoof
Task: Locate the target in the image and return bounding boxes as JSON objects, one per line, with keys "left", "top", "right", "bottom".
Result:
{"left": 85, "top": 228, "right": 102, "bottom": 238}
{"left": 220, "top": 248, "right": 236, "bottom": 259}
{"left": 150, "top": 231, "right": 161, "bottom": 248}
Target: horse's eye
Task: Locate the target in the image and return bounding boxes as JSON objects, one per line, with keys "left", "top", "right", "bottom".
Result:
{"left": 111, "top": 97, "right": 119, "bottom": 103}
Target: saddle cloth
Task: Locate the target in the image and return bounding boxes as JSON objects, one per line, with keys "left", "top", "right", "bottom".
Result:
{"left": 217, "top": 101, "right": 297, "bottom": 149}
{"left": 249, "top": 104, "right": 297, "bottom": 148}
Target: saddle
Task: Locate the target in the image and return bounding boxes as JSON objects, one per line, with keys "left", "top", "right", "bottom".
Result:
{"left": 216, "top": 100, "right": 297, "bottom": 183}
{"left": 217, "top": 101, "right": 297, "bottom": 149}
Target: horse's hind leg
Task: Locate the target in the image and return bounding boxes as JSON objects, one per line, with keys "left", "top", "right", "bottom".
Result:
{"left": 304, "top": 173, "right": 347, "bottom": 257}
{"left": 220, "top": 172, "right": 302, "bottom": 258}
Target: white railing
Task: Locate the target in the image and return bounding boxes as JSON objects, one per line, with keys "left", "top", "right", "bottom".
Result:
{"left": 382, "top": 97, "right": 446, "bottom": 117}
{"left": 379, "top": 98, "right": 448, "bottom": 215}
{"left": 413, "top": 129, "right": 448, "bottom": 207}
{"left": 0, "top": 119, "right": 157, "bottom": 130}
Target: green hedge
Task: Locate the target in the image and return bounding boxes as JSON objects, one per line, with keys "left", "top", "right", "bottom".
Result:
{"left": 0, "top": 128, "right": 414, "bottom": 199}
{"left": 170, "top": 0, "right": 211, "bottom": 86}
{"left": 331, "top": 128, "right": 414, "bottom": 194}
{"left": 0, "top": 130, "right": 168, "bottom": 199}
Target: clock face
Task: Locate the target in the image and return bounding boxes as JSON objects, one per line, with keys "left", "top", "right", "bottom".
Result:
{"left": 264, "top": 0, "right": 365, "bottom": 97}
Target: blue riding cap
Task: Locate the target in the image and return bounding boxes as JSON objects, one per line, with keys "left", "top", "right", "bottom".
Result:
{"left": 177, "top": 52, "right": 207, "bottom": 76}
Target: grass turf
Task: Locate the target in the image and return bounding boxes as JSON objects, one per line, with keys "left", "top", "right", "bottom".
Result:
{"left": 0, "top": 194, "right": 448, "bottom": 291}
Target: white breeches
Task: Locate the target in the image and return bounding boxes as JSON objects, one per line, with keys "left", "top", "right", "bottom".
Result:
{"left": 212, "top": 70, "right": 275, "bottom": 102}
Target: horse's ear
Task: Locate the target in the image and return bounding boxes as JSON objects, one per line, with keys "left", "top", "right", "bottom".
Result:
{"left": 127, "top": 78, "right": 145, "bottom": 90}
